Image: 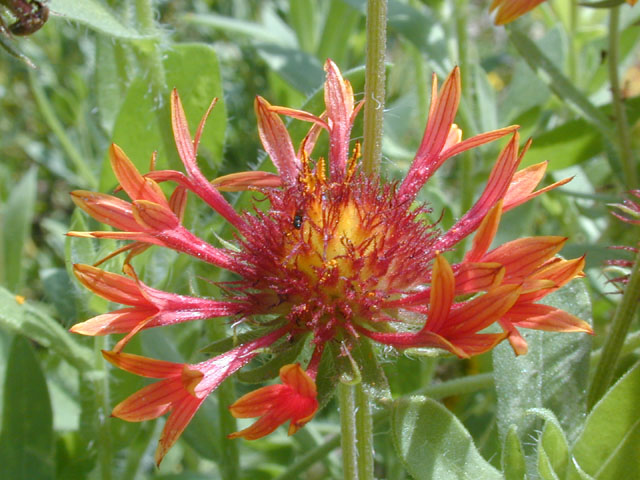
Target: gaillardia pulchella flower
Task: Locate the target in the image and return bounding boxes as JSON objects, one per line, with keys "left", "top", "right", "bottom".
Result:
{"left": 69, "top": 60, "right": 591, "bottom": 463}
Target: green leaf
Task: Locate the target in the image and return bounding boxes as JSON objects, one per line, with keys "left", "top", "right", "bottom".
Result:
{"left": 0, "top": 336, "right": 55, "bottom": 480}
{"left": 237, "top": 334, "right": 308, "bottom": 383}
{"left": 101, "top": 43, "right": 226, "bottom": 191}
{"left": 1, "top": 167, "right": 37, "bottom": 291}
{"left": 334, "top": 337, "right": 391, "bottom": 400}
{"left": 255, "top": 44, "right": 324, "bottom": 95}
{"left": 570, "top": 361, "right": 640, "bottom": 479}
{"left": 49, "top": 0, "right": 148, "bottom": 39}
{"left": 528, "top": 409, "right": 569, "bottom": 480}
{"left": 493, "top": 279, "right": 592, "bottom": 448}
{"left": 0, "top": 286, "right": 92, "bottom": 370}
{"left": 391, "top": 396, "right": 502, "bottom": 480}
{"left": 502, "top": 426, "right": 526, "bottom": 480}
{"left": 507, "top": 29, "right": 614, "bottom": 139}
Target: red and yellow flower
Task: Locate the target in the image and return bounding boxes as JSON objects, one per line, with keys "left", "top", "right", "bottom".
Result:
{"left": 69, "top": 60, "right": 590, "bottom": 462}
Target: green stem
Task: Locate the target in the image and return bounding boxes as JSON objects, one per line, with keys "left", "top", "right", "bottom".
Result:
{"left": 416, "top": 372, "right": 493, "bottom": 398}
{"left": 338, "top": 382, "right": 359, "bottom": 479}
{"left": 217, "top": 380, "right": 240, "bottom": 480}
{"left": 607, "top": 6, "right": 638, "bottom": 188}
{"left": 361, "top": 0, "right": 387, "bottom": 176}
{"left": 588, "top": 247, "right": 640, "bottom": 408}
{"left": 278, "top": 373, "right": 493, "bottom": 479}
{"left": 95, "top": 337, "right": 113, "bottom": 480}
{"left": 454, "top": 0, "right": 475, "bottom": 218}
{"left": 275, "top": 433, "right": 341, "bottom": 480}
{"left": 567, "top": 0, "right": 578, "bottom": 84}
{"left": 134, "top": 0, "right": 166, "bottom": 99}
{"left": 28, "top": 72, "right": 98, "bottom": 189}
{"left": 355, "top": 383, "right": 375, "bottom": 480}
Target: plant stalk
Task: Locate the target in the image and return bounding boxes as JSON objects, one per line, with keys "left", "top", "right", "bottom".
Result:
{"left": 338, "top": 381, "right": 359, "bottom": 479}
{"left": 588, "top": 247, "right": 640, "bottom": 408}
{"left": 607, "top": 5, "right": 638, "bottom": 188}
{"left": 361, "top": 0, "right": 387, "bottom": 175}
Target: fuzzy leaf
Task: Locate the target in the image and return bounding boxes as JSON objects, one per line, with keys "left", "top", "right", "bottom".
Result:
{"left": 392, "top": 396, "right": 502, "bottom": 480}
{"left": 100, "top": 44, "right": 226, "bottom": 190}
{"left": 569, "top": 362, "right": 640, "bottom": 479}
{"left": 49, "top": 0, "right": 148, "bottom": 39}
{"left": 0, "top": 287, "right": 92, "bottom": 370}
{"left": 493, "top": 279, "right": 592, "bottom": 452}
{"left": 502, "top": 426, "right": 526, "bottom": 480}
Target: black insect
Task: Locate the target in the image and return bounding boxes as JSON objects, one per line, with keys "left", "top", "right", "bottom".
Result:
{"left": 293, "top": 212, "right": 303, "bottom": 229}
{"left": 1, "top": 0, "right": 49, "bottom": 36}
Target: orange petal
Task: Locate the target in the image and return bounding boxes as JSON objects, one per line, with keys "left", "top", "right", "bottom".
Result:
{"left": 211, "top": 171, "right": 283, "bottom": 191}
{"left": 465, "top": 200, "right": 503, "bottom": 262}
{"left": 102, "top": 350, "right": 183, "bottom": 378}
{"left": 132, "top": 200, "right": 180, "bottom": 231}
{"left": 155, "top": 395, "right": 203, "bottom": 465}
{"left": 255, "top": 96, "right": 299, "bottom": 184}
{"left": 448, "top": 332, "right": 509, "bottom": 357}
{"left": 505, "top": 303, "right": 593, "bottom": 333}
{"left": 415, "top": 67, "right": 461, "bottom": 162}
{"left": 423, "top": 255, "right": 455, "bottom": 332}
{"left": 73, "top": 264, "right": 148, "bottom": 306}
{"left": 454, "top": 262, "right": 505, "bottom": 293}
{"left": 280, "top": 363, "right": 317, "bottom": 397}
{"left": 482, "top": 236, "right": 567, "bottom": 279}
{"left": 111, "top": 377, "right": 183, "bottom": 421}
{"left": 70, "top": 308, "right": 152, "bottom": 336}
{"left": 446, "top": 284, "right": 521, "bottom": 335}
{"left": 109, "top": 144, "right": 169, "bottom": 207}
{"left": 70, "top": 190, "right": 140, "bottom": 231}
{"left": 193, "top": 97, "right": 218, "bottom": 155}
{"left": 171, "top": 89, "right": 197, "bottom": 173}
{"left": 490, "top": 0, "right": 546, "bottom": 25}
{"left": 503, "top": 161, "right": 572, "bottom": 212}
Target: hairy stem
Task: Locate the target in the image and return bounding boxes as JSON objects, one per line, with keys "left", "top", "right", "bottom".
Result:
{"left": 361, "top": 0, "right": 387, "bottom": 175}
{"left": 607, "top": 5, "right": 638, "bottom": 188}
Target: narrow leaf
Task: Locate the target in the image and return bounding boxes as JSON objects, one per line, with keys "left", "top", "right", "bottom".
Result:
{"left": 507, "top": 29, "right": 614, "bottom": 139}
{"left": 0, "top": 336, "right": 54, "bottom": 480}
{"left": 1, "top": 168, "right": 37, "bottom": 291}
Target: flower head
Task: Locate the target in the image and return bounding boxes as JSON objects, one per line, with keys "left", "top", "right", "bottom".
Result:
{"left": 69, "top": 59, "right": 589, "bottom": 462}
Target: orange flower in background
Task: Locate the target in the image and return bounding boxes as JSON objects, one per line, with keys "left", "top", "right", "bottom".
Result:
{"left": 490, "top": 0, "right": 638, "bottom": 25}
{"left": 69, "top": 59, "right": 590, "bottom": 462}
